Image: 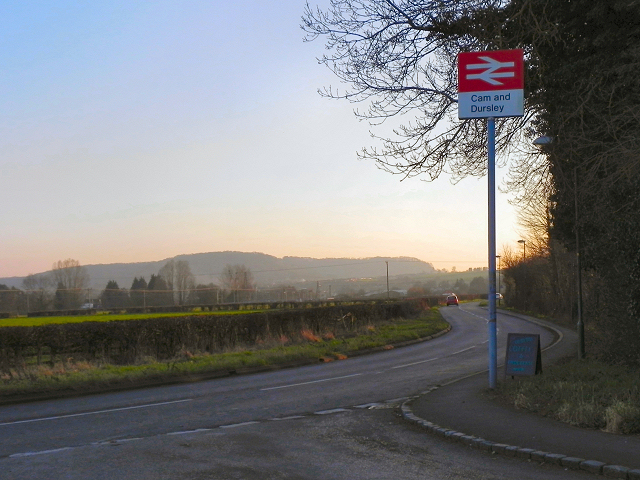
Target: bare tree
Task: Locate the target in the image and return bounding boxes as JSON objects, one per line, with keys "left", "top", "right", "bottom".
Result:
{"left": 514, "top": 185, "right": 551, "bottom": 258}
{"left": 303, "top": 0, "right": 639, "bottom": 203}
{"left": 51, "top": 259, "right": 90, "bottom": 309}
{"left": 220, "top": 264, "right": 254, "bottom": 303}
{"left": 159, "top": 260, "right": 176, "bottom": 303}
{"left": 302, "top": 0, "right": 538, "bottom": 185}
{"left": 175, "top": 260, "right": 195, "bottom": 305}
{"left": 159, "top": 259, "right": 195, "bottom": 305}
{"left": 22, "top": 273, "right": 52, "bottom": 312}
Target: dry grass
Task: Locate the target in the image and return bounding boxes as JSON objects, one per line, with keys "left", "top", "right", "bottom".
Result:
{"left": 604, "top": 401, "right": 640, "bottom": 434}
{"left": 2, "top": 357, "right": 94, "bottom": 382}
{"left": 499, "top": 358, "right": 640, "bottom": 434}
{"left": 300, "top": 329, "right": 321, "bottom": 342}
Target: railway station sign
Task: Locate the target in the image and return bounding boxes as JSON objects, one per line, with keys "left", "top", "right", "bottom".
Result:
{"left": 458, "top": 49, "right": 524, "bottom": 119}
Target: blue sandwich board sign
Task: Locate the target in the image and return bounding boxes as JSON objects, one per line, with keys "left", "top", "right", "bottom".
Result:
{"left": 505, "top": 333, "right": 542, "bottom": 377}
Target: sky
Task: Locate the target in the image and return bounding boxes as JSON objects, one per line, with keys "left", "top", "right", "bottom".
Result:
{"left": 0, "top": 1, "right": 524, "bottom": 279}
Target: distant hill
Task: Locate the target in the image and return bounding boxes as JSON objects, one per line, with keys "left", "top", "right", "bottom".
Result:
{"left": 0, "top": 251, "right": 436, "bottom": 292}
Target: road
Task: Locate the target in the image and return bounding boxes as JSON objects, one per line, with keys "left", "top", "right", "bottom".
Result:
{"left": 0, "top": 304, "right": 583, "bottom": 479}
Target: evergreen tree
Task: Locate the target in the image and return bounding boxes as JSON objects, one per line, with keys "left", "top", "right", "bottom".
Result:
{"left": 0, "top": 284, "right": 21, "bottom": 314}
{"left": 469, "top": 276, "right": 488, "bottom": 295}
{"left": 147, "top": 274, "right": 172, "bottom": 307}
{"left": 193, "top": 283, "right": 220, "bottom": 305}
{"left": 453, "top": 278, "right": 469, "bottom": 295}
{"left": 53, "top": 281, "right": 71, "bottom": 310}
{"left": 130, "top": 277, "right": 148, "bottom": 307}
{"left": 101, "top": 280, "right": 129, "bottom": 310}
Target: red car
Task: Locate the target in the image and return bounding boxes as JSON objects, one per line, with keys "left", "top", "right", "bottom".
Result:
{"left": 446, "top": 294, "right": 459, "bottom": 306}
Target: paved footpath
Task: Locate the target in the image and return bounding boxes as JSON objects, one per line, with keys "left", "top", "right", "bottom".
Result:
{"left": 404, "top": 312, "right": 640, "bottom": 478}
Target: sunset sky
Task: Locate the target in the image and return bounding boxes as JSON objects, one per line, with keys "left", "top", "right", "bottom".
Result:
{"left": 0, "top": 1, "right": 524, "bottom": 279}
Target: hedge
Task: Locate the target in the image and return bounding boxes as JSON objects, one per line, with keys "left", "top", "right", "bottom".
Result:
{"left": 0, "top": 299, "right": 431, "bottom": 371}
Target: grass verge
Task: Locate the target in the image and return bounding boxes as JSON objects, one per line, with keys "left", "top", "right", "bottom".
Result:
{"left": 0, "top": 308, "right": 448, "bottom": 404}
{"left": 478, "top": 304, "right": 640, "bottom": 435}
{"left": 498, "top": 357, "right": 640, "bottom": 434}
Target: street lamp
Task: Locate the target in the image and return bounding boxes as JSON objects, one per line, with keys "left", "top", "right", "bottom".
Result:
{"left": 533, "top": 135, "right": 585, "bottom": 359}
{"left": 517, "top": 239, "right": 526, "bottom": 260}
{"left": 386, "top": 261, "right": 390, "bottom": 299}
{"left": 573, "top": 166, "right": 585, "bottom": 359}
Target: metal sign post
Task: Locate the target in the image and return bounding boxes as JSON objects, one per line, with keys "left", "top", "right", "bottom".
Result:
{"left": 458, "top": 49, "right": 524, "bottom": 389}
{"left": 487, "top": 117, "right": 498, "bottom": 388}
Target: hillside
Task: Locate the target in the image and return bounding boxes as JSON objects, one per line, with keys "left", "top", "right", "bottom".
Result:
{"left": 0, "top": 251, "right": 436, "bottom": 292}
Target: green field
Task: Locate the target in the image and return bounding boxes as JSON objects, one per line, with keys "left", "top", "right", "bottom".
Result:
{"left": 0, "top": 309, "right": 265, "bottom": 328}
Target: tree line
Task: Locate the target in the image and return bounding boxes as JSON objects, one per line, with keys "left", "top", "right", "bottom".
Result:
{"left": 0, "top": 259, "right": 262, "bottom": 314}
{"left": 407, "top": 277, "right": 489, "bottom": 297}
{"left": 304, "top": 0, "right": 640, "bottom": 365}
{"left": 101, "top": 262, "right": 257, "bottom": 308}
{"left": 1, "top": 260, "right": 342, "bottom": 314}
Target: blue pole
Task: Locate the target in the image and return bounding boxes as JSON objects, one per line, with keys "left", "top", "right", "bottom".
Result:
{"left": 488, "top": 117, "right": 497, "bottom": 389}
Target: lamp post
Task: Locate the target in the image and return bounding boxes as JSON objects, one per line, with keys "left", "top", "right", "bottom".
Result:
{"left": 386, "top": 261, "right": 390, "bottom": 299}
{"left": 574, "top": 167, "right": 585, "bottom": 359}
{"left": 518, "top": 239, "right": 526, "bottom": 260}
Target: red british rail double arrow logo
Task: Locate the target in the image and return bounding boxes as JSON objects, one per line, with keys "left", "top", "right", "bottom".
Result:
{"left": 458, "top": 50, "right": 524, "bottom": 93}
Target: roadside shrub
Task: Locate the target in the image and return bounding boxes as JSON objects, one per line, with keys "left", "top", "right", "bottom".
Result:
{"left": 0, "top": 300, "right": 424, "bottom": 371}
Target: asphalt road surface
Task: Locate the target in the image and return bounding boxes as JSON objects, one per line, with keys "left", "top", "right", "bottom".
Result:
{"left": 0, "top": 304, "right": 581, "bottom": 479}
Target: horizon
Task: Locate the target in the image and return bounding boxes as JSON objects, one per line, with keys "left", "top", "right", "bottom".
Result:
{"left": 0, "top": 2, "right": 522, "bottom": 280}
{"left": 0, "top": 250, "right": 488, "bottom": 281}
{"left": 0, "top": 251, "right": 493, "bottom": 297}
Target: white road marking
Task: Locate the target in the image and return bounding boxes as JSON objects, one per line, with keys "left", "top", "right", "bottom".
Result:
{"left": 260, "top": 373, "right": 362, "bottom": 391}
{"left": 458, "top": 306, "right": 486, "bottom": 320}
{"left": 391, "top": 357, "right": 439, "bottom": 369}
{"left": 220, "top": 421, "right": 259, "bottom": 429}
{"left": 10, "top": 447, "right": 73, "bottom": 458}
{"left": 0, "top": 399, "right": 192, "bottom": 427}
{"left": 353, "top": 403, "right": 382, "bottom": 409}
{"left": 166, "top": 428, "right": 212, "bottom": 436}
{"left": 452, "top": 346, "right": 476, "bottom": 355}
{"left": 93, "top": 437, "right": 143, "bottom": 445}
{"left": 384, "top": 397, "right": 411, "bottom": 404}
{"left": 314, "top": 408, "right": 350, "bottom": 415}
{"left": 458, "top": 305, "right": 501, "bottom": 334}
